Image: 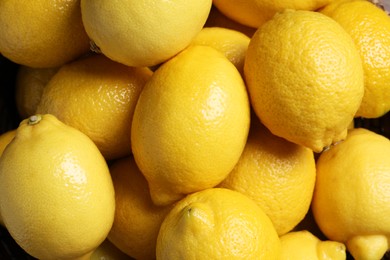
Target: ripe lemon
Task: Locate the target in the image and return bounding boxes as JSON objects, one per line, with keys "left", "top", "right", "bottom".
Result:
{"left": 107, "top": 156, "right": 173, "bottom": 260}
{"left": 156, "top": 188, "right": 281, "bottom": 259}
{"left": 190, "top": 27, "right": 250, "bottom": 74}
{"left": 36, "top": 54, "right": 153, "bottom": 160}
{"left": 0, "top": 114, "right": 115, "bottom": 259}
{"left": 212, "top": 0, "right": 334, "bottom": 28}
{"left": 280, "top": 230, "right": 346, "bottom": 259}
{"left": 204, "top": 6, "right": 256, "bottom": 37}
{"left": 0, "top": 0, "right": 90, "bottom": 68}
{"left": 312, "top": 128, "right": 390, "bottom": 260}
{"left": 320, "top": 0, "right": 390, "bottom": 118}
{"left": 80, "top": 0, "right": 212, "bottom": 67}
{"left": 219, "top": 118, "right": 316, "bottom": 235}
{"left": 244, "top": 10, "right": 364, "bottom": 152}
{"left": 15, "top": 66, "right": 59, "bottom": 119}
{"left": 131, "top": 45, "right": 250, "bottom": 206}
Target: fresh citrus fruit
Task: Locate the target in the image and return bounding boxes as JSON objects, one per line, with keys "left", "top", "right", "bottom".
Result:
{"left": 312, "top": 128, "right": 390, "bottom": 260}
{"left": 107, "top": 156, "right": 173, "bottom": 260}
{"left": 212, "top": 0, "right": 335, "bottom": 28}
{"left": 80, "top": 0, "right": 212, "bottom": 67}
{"left": 156, "top": 188, "right": 281, "bottom": 259}
{"left": 190, "top": 27, "right": 250, "bottom": 74}
{"left": 0, "top": 114, "right": 115, "bottom": 259}
{"left": 131, "top": 45, "right": 250, "bottom": 206}
{"left": 90, "top": 239, "right": 132, "bottom": 260}
{"left": 244, "top": 9, "right": 364, "bottom": 152}
{"left": 204, "top": 6, "right": 256, "bottom": 37}
{"left": 280, "top": 230, "right": 346, "bottom": 260}
{"left": 320, "top": 0, "right": 390, "bottom": 118}
{"left": 219, "top": 118, "right": 316, "bottom": 235}
{"left": 15, "top": 66, "right": 59, "bottom": 119}
{"left": 36, "top": 54, "right": 153, "bottom": 160}
{"left": 0, "top": 0, "right": 90, "bottom": 68}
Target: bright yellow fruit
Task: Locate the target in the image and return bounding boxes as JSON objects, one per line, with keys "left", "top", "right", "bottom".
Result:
{"left": 219, "top": 119, "right": 316, "bottom": 235}
{"left": 312, "top": 128, "right": 390, "bottom": 260}
{"left": 36, "top": 54, "right": 153, "bottom": 160}
{"left": 156, "top": 188, "right": 281, "bottom": 259}
{"left": 90, "top": 239, "right": 132, "bottom": 260}
{"left": 0, "top": 0, "right": 90, "bottom": 68}
{"left": 107, "top": 156, "right": 173, "bottom": 260}
{"left": 15, "top": 66, "right": 59, "bottom": 119}
{"left": 244, "top": 10, "right": 364, "bottom": 152}
{"left": 190, "top": 27, "right": 250, "bottom": 74}
{"left": 212, "top": 0, "right": 335, "bottom": 28}
{"left": 81, "top": 0, "right": 212, "bottom": 67}
{"left": 0, "top": 114, "right": 115, "bottom": 259}
{"left": 280, "top": 230, "right": 346, "bottom": 260}
{"left": 321, "top": 0, "right": 390, "bottom": 118}
{"left": 131, "top": 45, "right": 250, "bottom": 206}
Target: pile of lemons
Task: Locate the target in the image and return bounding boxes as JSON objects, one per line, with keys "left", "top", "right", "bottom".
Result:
{"left": 0, "top": 0, "right": 389, "bottom": 259}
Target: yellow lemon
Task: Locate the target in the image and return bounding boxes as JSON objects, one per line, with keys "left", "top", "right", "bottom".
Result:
{"left": 280, "top": 230, "right": 346, "bottom": 260}
{"left": 219, "top": 118, "right": 316, "bottom": 235}
{"left": 90, "top": 239, "right": 132, "bottom": 260}
{"left": 190, "top": 27, "right": 250, "bottom": 74}
{"left": 212, "top": 0, "right": 335, "bottom": 28}
{"left": 244, "top": 10, "right": 364, "bottom": 152}
{"left": 156, "top": 188, "right": 281, "bottom": 259}
{"left": 108, "top": 156, "right": 173, "bottom": 260}
{"left": 80, "top": 0, "right": 212, "bottom": 67}
{"left": 36, "top": 54, "right": 153, "bottom": 160}
{"left": 320, "top": 0, "right": 390, "bottom": 118}
{"left": 0, "top": 0, "right": 90, "bottom": 68}
{"left": 131, "top": 45, "right": 250, "bottom": 206}
{"left": 312, "top": 128, "right": 390, "bottom": 260}
{"left": 15, "top": 65, "right": 59, "bottom": 119}
{"left": 0, "top": 114, "right": 115, "bottom": 259}
{"left": 204, "top": 6, "right": 256, "bottom": 37}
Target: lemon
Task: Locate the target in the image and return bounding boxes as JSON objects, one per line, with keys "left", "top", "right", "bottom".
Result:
{"left": 108, "top": 156, "right": 173, "bottom": 260}
{"left": 219, "top": 119, "right": 316, "bottom": 235}
{"left": 81, "top": 0, "right": 212, "bottom": 67}
{"left": 156, "top": 188, "right": 281, "bottom": 259}
{"left": 15, "top": 65, "right": 59, "bottom": 119}
{"left": 190, "top": 27, "right": 250, "bottom": 74}
{"left": 312, "top": 128, "right": 390, "bottom": 260}
{"left": 280, "top": 230, "right": 346, "bottom": 260}
{"left": 244, "top": 9, "right": 364, "bottom": 152}
{"left": 36, "top": 54, "right": 153, "bottom": 160}
{"left": 0, "top": 0, "right": 90, "bottom": 68}
{"left": 320, "top": 0, "right": 390, "bottom": 118}
{"left": 0, "top": 114, "right": 115, "bottom": 259}
{"left": 90, "top": 239, "right": 132, "bottom": 260}
{"left": 131, "top": 45, "right": 250, "bottom": 206}
{"left": 212, "top": 0, "right": 335, "bottom": 28}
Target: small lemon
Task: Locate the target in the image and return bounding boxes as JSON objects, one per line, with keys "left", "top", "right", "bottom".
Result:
{"left": 244, "top": 9, "right": 364, "bottom": 152}
{"left": 131, "top": 45, "right": 250, "bottom": 206}
{"left": 321, "top": 0, "right": 390, "bottom": 118}
{"left": 190, "top": 27, "right": 250, "bottom": 74}
{"left": 15, "top": 65, "right": 59, "bottom": 119}
{"left": 219, "top": 119, "right": 316, "bottom": 235}
{"left": 280, "top": 230, "right": 346, "bottom": 260}
{"left": 156, "top": 188, "right": 281, "bottom": 259}
{"left": 0, "top": 0, "right": 90, "bottom": 68}
{"left": 108, "top": 156, "right": 173, "bottom": 260}
{"left": 0, "top": 114, "right": 115, "bottom": 259}
{"left": 312, "top": 128, "right": 390, "bottom": 260}
{"left": 36, "top": 54, "right": 153, "bottom": 160}
{"left": 81, "top": 0, "right": 212, "bottom": 67}
{"left": 212, "top": 0, "right": 335, "bottom": 28}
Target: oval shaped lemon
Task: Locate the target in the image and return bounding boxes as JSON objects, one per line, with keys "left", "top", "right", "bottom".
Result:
{"left": 0, "top": 114, "right": 115, "bottom": 259}
{"left": 244, "top": 10, "right": 364, "bottom": 152}
{"left": 131, "top": 45, "right": 250, "bottom": 206}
